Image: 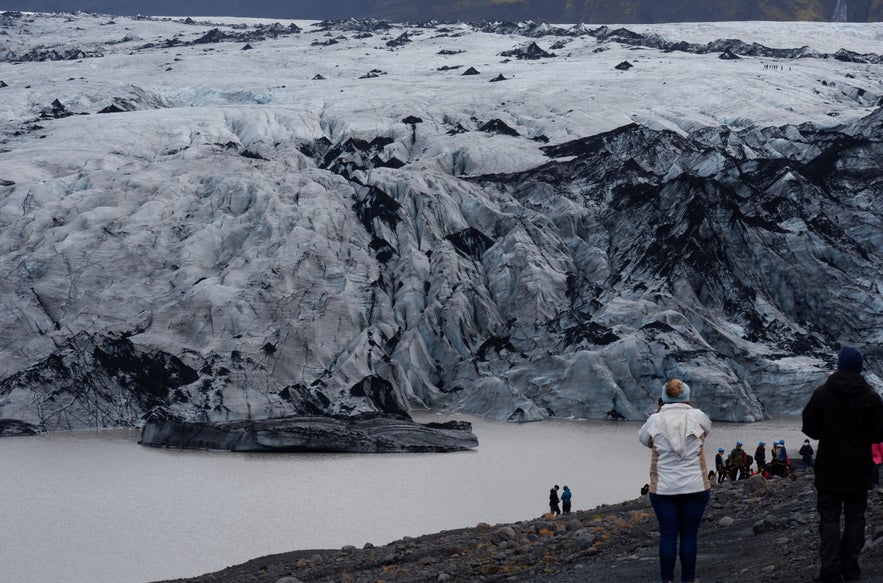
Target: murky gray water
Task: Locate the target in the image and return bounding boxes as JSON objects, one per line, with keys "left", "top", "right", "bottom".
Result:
{"left": 0, "top": 412, "right": 810, "bottom": 583}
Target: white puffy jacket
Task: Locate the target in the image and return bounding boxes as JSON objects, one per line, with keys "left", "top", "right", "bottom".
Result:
{"left": 638, "top": 403, "right": 712, "bottom": 495}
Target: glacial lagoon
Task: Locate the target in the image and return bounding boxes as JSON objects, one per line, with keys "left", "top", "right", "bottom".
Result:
{"left": 1, "top": 413, "right": 811, "bottom": 583}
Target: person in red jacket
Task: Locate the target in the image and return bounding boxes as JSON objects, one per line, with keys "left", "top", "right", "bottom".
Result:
{"left": 802, "top": 346, "right": 883, "bottom": 583}
{"left": 871, "top": 442, "right": 883, "bottom": 487}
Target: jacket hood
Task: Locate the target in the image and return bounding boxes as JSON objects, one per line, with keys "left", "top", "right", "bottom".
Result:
{"left": 824, "top": 371, "right": 871, "bottom": 398}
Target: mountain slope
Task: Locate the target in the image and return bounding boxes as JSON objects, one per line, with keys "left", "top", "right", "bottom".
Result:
{"left": 1, "top": 12, "right": 882, "bottom": 432}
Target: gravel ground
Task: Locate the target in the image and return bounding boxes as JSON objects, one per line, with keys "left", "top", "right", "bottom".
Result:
{"left": 153, "top": 472, "right": 883, "bottom": 583}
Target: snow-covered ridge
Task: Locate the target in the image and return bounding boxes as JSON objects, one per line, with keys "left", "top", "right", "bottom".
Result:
{"left": 1, "top": 11, "right": 882, "bottom": 432}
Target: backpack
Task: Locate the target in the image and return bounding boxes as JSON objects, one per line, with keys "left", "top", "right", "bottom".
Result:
{"left": 729, "top": 449, "right": 744, "bottom": 467}
{"left": 776, "top": 446, "right": 788, "bottom": 463}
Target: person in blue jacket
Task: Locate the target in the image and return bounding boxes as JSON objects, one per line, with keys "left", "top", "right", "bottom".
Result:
{"left": 561, "top": 485, "right": 572, "bottom": 513}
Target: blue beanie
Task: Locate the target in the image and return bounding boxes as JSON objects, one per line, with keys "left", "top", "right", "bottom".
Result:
{"left": 661, "top": 379, "right": 691, "bottom": 403}
{"left": 838, "top": 346, "right": 864, "bottom": 373}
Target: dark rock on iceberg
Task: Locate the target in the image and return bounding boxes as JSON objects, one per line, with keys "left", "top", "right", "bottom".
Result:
{"left": 833, "top": 48, "right": 883, "bottom": 64}
{"left": 140, "top": 21, "right": 301, "bottom": 51}
{"left": 0, "top": 332, "right": 199, "bottom": 432}
{"left": 240, "top": 148, "right": 269, "bottom": 160}
{"left": 475, "top": 336, "right": 516, "bottom": 361}
{"left": 479, "top": 119, "right": 519, "bottom": 136}
{"left": 312, "top": 18, "right": 390, "bottom": 35}
{"left": 1, "top": 47, "right": 104, "bottom": 62}
{"left": 194, "top": 28, "right": 225, "bottom": 44}
{"left": 490, "top": 74, "right": 507, "bottom": 82}
{"left": 41, "top": 99, "right": 74, "bottom": 119}
{"left": 353, "top": 185, "right": 402, "bottom": 231}
{"left": 465, "top": 21, "right": 883, "bottom": 64}
{"left": 446, "top": 227, "right": 494, "bottom": 260}
{"left": 139, "top": 410, "right": 478, "bottom": 453}
{"left": 0, "top": 419, "right": 38, "bottom": 436}
{"left": 97, "top": 103, "right": 127, "bottom": 113}
{"left": 462, "top": 67, "right": 480, "bottom": 75}
{"left": 386, "top": 32, "right": 412, "bottom": 47}
{"left": 371, "top": 154, "right": 405, "bottom": 169}
{"left": 615, "top": 60, "right": 633, "bottom": 70}
{"left": 564, "top": 321, "right": 620, "bottom": 347}
{"left": 446, "top": 122, "right": 468, "bottom": 134}
{"left": 500, "top": 41, "right": 555, "bottom": 60}
{"left": 719, "top": 49, "right": 741, "bottom": 59}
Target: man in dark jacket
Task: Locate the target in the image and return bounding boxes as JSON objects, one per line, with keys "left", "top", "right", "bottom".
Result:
{"left": 802, "top": 346, "right": 883, "bottom": 583}
{"left": 755, "top": 441, "right": 767, "bottom": 476}
{"left": 799, "top": 439, "right": 815, "bottom": 471}
{"left": 549, "top": 485, "right": 560, "bottom": 516}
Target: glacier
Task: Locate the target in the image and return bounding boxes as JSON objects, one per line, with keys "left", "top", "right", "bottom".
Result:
{"left": 1, "top": 11, "right": 882, "bottom": 432}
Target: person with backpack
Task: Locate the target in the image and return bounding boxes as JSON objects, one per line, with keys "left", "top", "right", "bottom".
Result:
{"left": 770, "top": 439, "right": 790, "bottom": 477}
{"left": 729, "top": 442, "right": 747, "bottom": 480}
{"left": 639, "top": 378, "right": 712, "bottom": 583}
{"left": 776, "top": 439, "right": 789, "bottom": 463}
{"left": 803, "top": 345, "right": 883, "bottom": 583}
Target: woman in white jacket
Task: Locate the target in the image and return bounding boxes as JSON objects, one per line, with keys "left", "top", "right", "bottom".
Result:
{"left": 639, "top": 378, "right": 712, "bottom": 583}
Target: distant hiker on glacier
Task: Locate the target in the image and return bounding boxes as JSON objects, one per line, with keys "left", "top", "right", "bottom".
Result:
{"left": 549, "top": 485, "right": 561, "bottom": 516}
{"left": 803, "top": 345, "right": 883, "bottom": 583}
{"left": 561, "top": 485, "right": 572, "bottom": 513}
{"left": 639, "top": 378, "right": 712, "bottom": 583}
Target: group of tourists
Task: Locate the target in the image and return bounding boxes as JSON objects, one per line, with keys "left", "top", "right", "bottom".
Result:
{"left": 712, "top": 437, "right": 814, "bottom": 482}
{"left": 638, "top": 345, "right": 883, "bottom": 583}
{"left": 547, "top": 484, "right": 572, "bottom": 515}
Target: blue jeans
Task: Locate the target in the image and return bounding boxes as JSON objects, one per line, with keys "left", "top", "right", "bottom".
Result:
{"left": 649, "top": 490, "right": 710, "bottom": 583}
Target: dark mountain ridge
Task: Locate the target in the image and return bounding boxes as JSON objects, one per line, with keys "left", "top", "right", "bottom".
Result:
{"left": 4, "top": 0, "right": 883, "bottom": 22}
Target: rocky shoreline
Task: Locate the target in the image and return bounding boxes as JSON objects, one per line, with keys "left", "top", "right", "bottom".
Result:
{"left": 153, "top": 472, "right": 883, "bottom": 583}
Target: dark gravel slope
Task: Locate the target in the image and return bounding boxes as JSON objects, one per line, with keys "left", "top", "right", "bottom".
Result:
{"left": 154, "top": 472, "right": 883, "bottom": 583}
